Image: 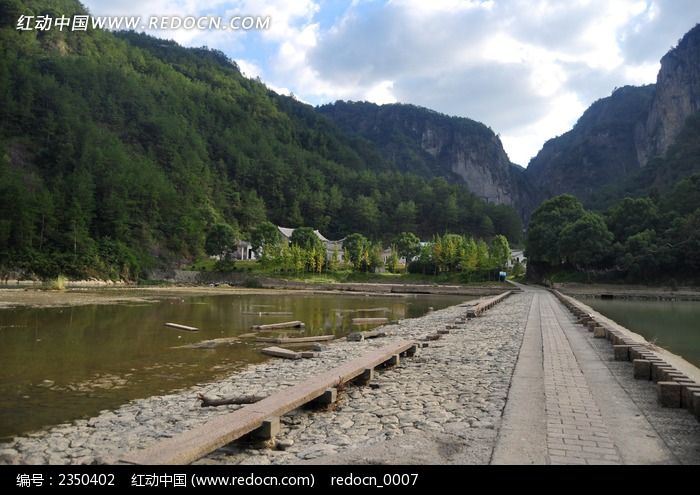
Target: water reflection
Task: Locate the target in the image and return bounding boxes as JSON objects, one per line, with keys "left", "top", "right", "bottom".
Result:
{"left": 0, "top": 292, "right": 463, "bottom": 439}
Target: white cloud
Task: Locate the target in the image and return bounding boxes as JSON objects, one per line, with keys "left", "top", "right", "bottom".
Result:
{"left": 82, "top": 0, "right": 700, "bottom": 165}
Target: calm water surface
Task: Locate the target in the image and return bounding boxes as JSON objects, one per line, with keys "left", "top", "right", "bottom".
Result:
{"left": 0, "top": 292, "right": 464, "bottom": 439}
{"left": 581, "top": 297, "right": 700, "bottom": 368}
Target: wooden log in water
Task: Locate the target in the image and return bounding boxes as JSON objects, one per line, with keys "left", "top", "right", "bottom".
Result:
{"left": 237, "top": 333, "right": 258, "bottom": 339}
{"left": 165, "top": 322, "right": 199, "bottom": 332}
{"left": 351, "top": 317, "right": 389, "bottom": 325}
{"left": 242, "top": 311, "right": 293, "bottom": 316}
{"left": 252, "top": 321, "right": 305, "bottom": 330}
{"left": 255, "top": 335, "right": 335, "bottom": 344}
{"left": 355, "top": 307, "right": 390, "bottom": 313}
{"left": 261, "top": 346, "right": 302, "bottom": 359}
{"left": 347, "top": 330, "right": 389, "bottom": 342}
{"left": 197, "top": 393, "right": 266, "bottom": 407}
{"left": 174, "top": 337, "right": 240, "bottom": 349}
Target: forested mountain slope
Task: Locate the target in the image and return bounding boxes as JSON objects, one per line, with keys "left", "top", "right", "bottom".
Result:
{"left": 0, "top": 0, "right": 521, "bottom": 279}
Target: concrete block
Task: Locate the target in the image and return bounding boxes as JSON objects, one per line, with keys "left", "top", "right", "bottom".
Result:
{"left": 658, "top": 368, "right": 679, "bottom": 382}
{"left": 629, "top": 347, "right": 646, "bottom": 360}
{"left": 587, "top": 321, "right": 596, "bottom": 332}
{"left": 684, "top": 386, "right": 700, "bottom": 411}
{"left": 666, "top": 372, "right": 689, "bottom": 382}
{"left": 613, "top": 345, "right": 630, "bottom": 361}
{"left": 677, "top": 383, "right": 699, "bottom": 409}
{"left": 593, "top": 326, "right": 606, "bottom": 338}
{"left": 692, "top": 392, "right": 700, "bottom": 419}
{"left": 356, "top": 367, "right": 374, "bottom": 384}
{"left": 253, "top": 417, "right": 280, "bottom": 440}
{"left": 651, "top": 363, "right": 674, "bottom": 383}
{"left": 657, "top": 381, "right": 681, "bottom": 408}
{"left": 314, "top": 388, "right": 337, "bottom": 405}
{"left": 633, "top": 359, "right": 651, "bottom": 380}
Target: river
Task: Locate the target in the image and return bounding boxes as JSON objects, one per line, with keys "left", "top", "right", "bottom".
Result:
{"left": 581, "top": 297, "right": 700, "bottom": 369}
{"left": 0, "top": 291, "right": 463, "bottom": 440}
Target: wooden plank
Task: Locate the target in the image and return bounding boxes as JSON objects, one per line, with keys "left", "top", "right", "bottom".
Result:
{"left": 466, "top": 291, "right": 512, "bottom": 317}
{"left": 347, "top": 330, "right": 388, "bottom": 342}
{"left": 255, "top": 335, "right": 335, "bottom": 344}
{"left": 355, "top": 307, "right": 390, "bottom": 313}
{"left": 260, "top": 346, "right": 301, "bottom": 359}
{"left": 173, "top": 337, "right": 240, "bottom": 349}
{"left": 352, "top": 317, "right": 389, "bottom": 325}
{"left": 164, "top": 322, "right": 199, "bottom": 332}
{"left": 252, "top": 320, "right": 305, "bottom": 330}
{"left": 120, "top": 340, "right": 415, "bottom": 465}
{"left": 242, "top": 311, "right": 293, "bottom": 316}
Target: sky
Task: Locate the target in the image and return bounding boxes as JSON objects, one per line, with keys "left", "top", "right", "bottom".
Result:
{"left": 81, "top": 0, "right": 700, "bottom": 166}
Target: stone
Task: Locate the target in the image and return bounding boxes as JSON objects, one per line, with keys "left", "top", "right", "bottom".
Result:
{"left": 683, "top": 386, "right": 700, "bottom": 411}
{"left": 657, "top": 381, "right": 681, "bottom": 408}
{"left": 613, "top": 345, "right": 630, "bottom": 361}
{"left": 633, "top": 359, "right": 652, "bottom": 380}
{"left": 692, "top": 392, "right": 700, "bottom": 419}
{"left": 651, "top": 363, "right": 675, "bottom": 383}
{"left": 314, "top": 388, "right": 337, "bottom": 406}
{"left": 253, "top": 418, "right": 280, "bottom": 441}
{"left": 276, "top": 438, "right": 294, "bottom": 451}
{"left": 356, "top": 368, "right": 374, "bottom": 385}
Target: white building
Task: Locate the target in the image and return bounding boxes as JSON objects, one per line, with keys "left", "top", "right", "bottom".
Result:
{"left": 277, "top": 226, "right": 345, "bottom": 261}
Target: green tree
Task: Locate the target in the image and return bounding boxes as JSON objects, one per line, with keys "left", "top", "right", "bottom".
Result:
{"left": 343, "top": 233, "right": 370, "bottom": 271}
{"left": 606, "top": 197, "right": 658, "bottom": 242}
{"left": 251, "top": 221, "right": 280, "bottom": 254}
{"left": 394, "top": 232, "right": 420, "bottom": 270}
{"left": 559, "top": 212, "right": 613, "bottom": 274}
{"left": 489, "top": 235, "right": 511, "bottom": 269}
{"left": 526, "top": 194, "right": 586, "bottom": 267}
{"left": 476, "top": 239, "right": 490, "bottom": 268}
{"left": 385, "top": 245, "right": 400, "bottom": 273}
{"left": 204, "top": 223, "right": 237, "bottom": 260}
{"left": 290, "top": 227, "right": 323, "bottom": 251}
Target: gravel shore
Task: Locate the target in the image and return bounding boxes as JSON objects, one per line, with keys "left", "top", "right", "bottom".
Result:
{"left": 0, "top": 292, "right": 531, "bottom": 465}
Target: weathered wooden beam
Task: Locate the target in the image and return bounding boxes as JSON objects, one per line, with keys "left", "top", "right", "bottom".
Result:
{"left": 242, "top": 311, "right": 293, "bottom": 316}
{"left": 352, "top": 317, "right": 389, "bottom": 325}
{"left": 120, "top": 340, "right": 416, "bottom": 465}
{"left": 347, "top": 330, "right": 388, "bottom": 342}
{"left": 255, "top": 335, "right": 335, "bottom": 344}
{"left": 164, "top": 322, "right": 199, "bottom": 332}
{"left": 252, "top": 321, "right": 305, "bottom": 330}
{"left": 260, "top": 346, "right": 302, "bottom": 360}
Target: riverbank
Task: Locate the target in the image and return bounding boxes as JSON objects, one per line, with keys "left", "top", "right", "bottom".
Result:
{"left": 1, "top": 286, "right": 698, "bottom": 465}
{"left": 555, "top": 282, "right": 700, "bottom": 301}
{"left": 0, "top": 283, "right": 509, "bottom": 309}
{"left": 0, "top": 292, "right": 529, "bottom": 465}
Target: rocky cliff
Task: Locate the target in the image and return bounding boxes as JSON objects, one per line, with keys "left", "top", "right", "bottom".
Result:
{"left": 318, "top": 101, "right": 536, "bottom": 218}
{"left": 636, "top": 24, "right": 700, "bottom": 166}
{"left": 525, "top": 24, "right": 700, "bottom": 207}
{"left": 525, "top": 85, "right": 655, "bottom": 203}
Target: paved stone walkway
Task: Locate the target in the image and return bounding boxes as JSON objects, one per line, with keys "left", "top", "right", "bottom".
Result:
{"left": 495, "top": 285, "right": 699, "bottom": 465}
{"left": 540, "top": 295, "right": 620, "bottom": 464}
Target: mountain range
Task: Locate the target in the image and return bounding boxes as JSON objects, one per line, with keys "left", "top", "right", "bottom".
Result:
{"left": 0, "top": 0, "right": 698, "bottom": 279}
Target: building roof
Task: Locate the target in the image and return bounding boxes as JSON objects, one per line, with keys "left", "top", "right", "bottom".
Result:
{"left": 277, "top": 226, "right": 343, "bottom": 244}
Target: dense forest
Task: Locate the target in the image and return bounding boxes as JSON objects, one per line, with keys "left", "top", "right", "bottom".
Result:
{"left": 526, "top": 174, "right": 700, "bottom": 283}
{"left": 0, "top": 0, "right": 522, "bottom": 280}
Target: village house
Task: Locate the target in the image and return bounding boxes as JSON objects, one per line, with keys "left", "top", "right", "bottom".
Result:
{"left": 276, "top": 226, "right": 345, "bottom": 261}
